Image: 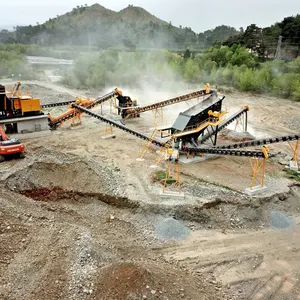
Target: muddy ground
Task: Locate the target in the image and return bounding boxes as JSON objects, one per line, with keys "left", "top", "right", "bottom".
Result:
{"left": 0, "top": 79, "right": 300, "bottom": 300}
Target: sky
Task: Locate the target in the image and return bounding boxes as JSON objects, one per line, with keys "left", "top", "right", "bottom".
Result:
{"left": 1, "top": 0, "right": 300, "bottom": 32}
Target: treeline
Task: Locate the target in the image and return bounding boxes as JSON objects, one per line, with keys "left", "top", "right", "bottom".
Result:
{"left": 224, "top": 15, "right": 300, "bottom": 59}
{"left": 62, "top": 45, "right": 300, "bottom": 101}
{"left": 0, "top": 43, "right": 78, "bottom": 59}
{"left": 0, "top": 44, "right": 34, "bottom": 78}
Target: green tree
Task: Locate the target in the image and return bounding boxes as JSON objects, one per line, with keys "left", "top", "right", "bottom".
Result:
{"left": 183, "top": 49, "right": 191, "bottom": 59}
{"left": 183, "top": 58, "right": 200, "bottom": 82}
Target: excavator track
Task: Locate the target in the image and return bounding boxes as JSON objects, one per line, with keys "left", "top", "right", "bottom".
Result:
{"left": 123, "top": 89, "right": 214, "bottom": 119}
{"left": 72, "top": 104, "right": 271, "bottom": 158}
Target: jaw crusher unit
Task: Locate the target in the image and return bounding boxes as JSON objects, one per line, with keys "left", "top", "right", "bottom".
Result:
{"left": 160, "top": 93, "right": 226, "bottom": 147}
{"left": 117, "top": 88, "right": 214, "bottom": 120}
{"left": 0, "top": 82, "right": 43, "bottom": 119}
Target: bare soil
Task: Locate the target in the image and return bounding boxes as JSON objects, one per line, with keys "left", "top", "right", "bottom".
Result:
{"left": 0, "top": 81, "right": 300, "bottom": 300}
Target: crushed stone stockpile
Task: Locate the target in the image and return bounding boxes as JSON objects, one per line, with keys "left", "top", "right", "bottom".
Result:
{"left": 284, "top": 116, "right": 300, "bottom": 132}
{"left": 155, "top": 217, "right": 191, "bottom": 240}
{"left": 93, "top": 261, "right": 226, "bottom": 300}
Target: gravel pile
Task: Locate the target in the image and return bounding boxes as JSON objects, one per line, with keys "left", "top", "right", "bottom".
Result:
{"left": 69, "top": 230, "right": 96, "bottom": 300}
{"left": 220, "top": 128, "right": 255, "bottom": 142}
{"left": 155, "top": 217, "right": 190, "bottom": 240}
{"left": 284, "top": 116, "right": 300, "bottom": 132}
{"left": 269, "top": 211, "right": 294, "bottom": 230}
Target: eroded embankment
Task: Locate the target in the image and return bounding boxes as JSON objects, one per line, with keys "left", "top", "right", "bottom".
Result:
{"left": 5, "top": 160, "right": 300, "bottom": 230}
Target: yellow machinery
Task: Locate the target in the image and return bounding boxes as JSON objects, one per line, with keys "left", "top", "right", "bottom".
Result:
{"left": 204, "top": 83, "right": 211, "bottom": 94}
{"left": 2, "top": 82, "right": 42, "bottom": 117}
{"left": 208, "top": 110, "right": 221, "bottom": 118}
{"left": 12, "top": 97, "right": 41, "bottom": 116}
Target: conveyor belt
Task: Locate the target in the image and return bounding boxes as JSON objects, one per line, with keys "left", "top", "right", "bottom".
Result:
{"left": 72, "top": 104, "right": 270, "bottom": 158}
{"left": 42, "top": 91, "right": 117, "bottom": 109}
{"left": 85, "top": 91, "right": 117, "bottom": 109}
{"left": 48, "top": 91, "right": 118, "bottom": 129}
{"left": 124, "top": 89, "right": 214, "bottom": 118}
{"left": 200, "top": 106, "right": 249, "bottom": 144}
{"left": 72, "top": 104, "right": 163, "bottom": 147}
{"left": 215, "top": 134, "right": 300, "bottom": 149}
{"left": 182, "top": 147, "right": 271, "bottom": 158}
{"left": 41, "top": 100, "right": 76, "bottom": 109}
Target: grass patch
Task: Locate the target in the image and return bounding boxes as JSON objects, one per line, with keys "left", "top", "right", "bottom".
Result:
{"left": 152, "top": 170, "right": 176, "bottom": 185}
{"left": 284, "top": 169, "right": 300, "bottom": 182}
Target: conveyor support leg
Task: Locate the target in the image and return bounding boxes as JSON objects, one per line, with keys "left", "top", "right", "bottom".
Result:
{"left": 249, "top": 158, "right": 266, "bottom": 190}
{"left": 288, "top": 140, "right": 299, "bottom": 168}
{"left": 162, "top": 161, "right": 181, "bottom": 193}
{"left": 137, "top": 129, "right": 158, "bottom": 160}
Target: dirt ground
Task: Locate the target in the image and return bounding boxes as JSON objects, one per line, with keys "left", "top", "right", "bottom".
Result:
{"left": 0, "top": 79, "right": 300, "bottom": 300}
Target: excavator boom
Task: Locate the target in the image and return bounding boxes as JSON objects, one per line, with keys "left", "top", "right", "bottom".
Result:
{"left": 0, "top": 125, "right": 8, "bottom": 141}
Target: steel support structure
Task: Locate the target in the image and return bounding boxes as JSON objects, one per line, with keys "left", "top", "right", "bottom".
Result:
{"left": 71, "top": 109, "right": 82, "bottom": 127}
{"left": 235, "top": 111, "right": 248, "bottom": 132}
{"left": 249, "top": 158, "right": 266, "bottom": 190}
{"left": 162, "top": 160, "right": 181, "bottom": 193}
{"left": 155, "top": 136, "right": 176, "bottom": 166}
{"left": 152, "top": 107, "right": 164, "bottom": 129}
{"left": 104, "top": 124, "right": 113, "bottom": 136}
{"left": 137, "top": 129, "right": 158, "bottom": 160}
{"left": 288, "top": 140, "right": 299, "bottom": 167}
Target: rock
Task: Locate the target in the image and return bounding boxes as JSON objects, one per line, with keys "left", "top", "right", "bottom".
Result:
{"left": 279, "top": 194, "right": 287, "bottom": 201}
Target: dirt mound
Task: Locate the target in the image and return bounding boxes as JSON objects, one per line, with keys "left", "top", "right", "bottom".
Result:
{"left": 93, "top": 261, "right": 225, "bottom": 300}
{"left": 20, "top": 187, "right": 80, "bottom": 202}
{"left": 220, "top": 128, "right": 255, "bottom": 142}
{"left": 0, "top": 214, "right": 30, "bottom": 275}
{"left": 5, "top": 161, "right": 112, "bottom": 194}
{"left": 155, "top": 217, "right": 191, "bottom": 240}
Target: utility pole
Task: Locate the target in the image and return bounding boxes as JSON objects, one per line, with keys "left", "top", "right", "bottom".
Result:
{"left": 274, "top": 35, "right": 282, "bottom": 60}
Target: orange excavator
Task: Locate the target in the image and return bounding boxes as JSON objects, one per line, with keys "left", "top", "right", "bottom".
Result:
{"left": 0, "top": 125, "right": 25, "bottom": 162}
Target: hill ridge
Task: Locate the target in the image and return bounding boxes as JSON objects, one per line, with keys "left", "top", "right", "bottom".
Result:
{"left": 0, "top": 3, "right": 239, "bottom": 49}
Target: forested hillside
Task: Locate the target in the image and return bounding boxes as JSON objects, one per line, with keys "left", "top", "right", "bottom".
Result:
{"left": 61, "top": 45, "right": 300, "bottom": 101}
{"left": 0, "top": 4, "right": 238, "bottom": 49}
{"left": 224, "top": 15, "right": 300, "bottom": 59}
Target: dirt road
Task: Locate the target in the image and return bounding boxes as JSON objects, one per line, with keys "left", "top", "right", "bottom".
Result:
{"left": 158, "top": 203, "right": 300, "bottom": 299}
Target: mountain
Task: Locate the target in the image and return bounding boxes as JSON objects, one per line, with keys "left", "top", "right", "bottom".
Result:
{"left": 0, "top": 4, "right": 239, "bottom": 49}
